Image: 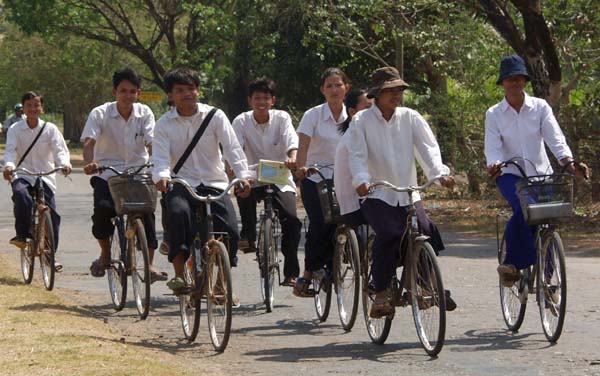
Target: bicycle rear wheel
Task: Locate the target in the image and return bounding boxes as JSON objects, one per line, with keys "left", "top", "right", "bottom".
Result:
{"left": 537, "top": 231, "right": 567, "bottom": 343}
{"left": 130, "top": 218, "right": 151, "bottom": 319}
{"left": 180, "top": 243, "right": 201, "bottom": 341}
{"left": 21, "top": 240, "right": 35, "bottom": 284}
{"left": 107, "top": 217, "right": 127, "bottom": 311}
{"left": 39, "top": 211, "right": 56, "bottom": 291}
{"left": 259, "top": 217, "right": 276, "bottom": 312}
{"left": 334, "top": 227, "right": 360, "bottom": 331}
{"left": 361, "top": 233, "right": 392, "bottom": 344}
{"left": 206, "top": 240, "right": 232, "bottom": 352}
{"left": 313, "top": 268, "right": 332, "bottom": 322}
{"left": 498, "top": 235, "right": 527, "bottom": 331}
{"left": 410, "top": 241, "right": 446, "bottom": 356}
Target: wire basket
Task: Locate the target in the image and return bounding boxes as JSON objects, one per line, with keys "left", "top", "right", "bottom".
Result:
{"left": 515, "top": 174, "right": 574, "bottom": 225}
{"left": 108, "top": 173, "right": 157, "bottom": 216}
{"left": 316, "top": 178, "right": 341, "bottom": 224}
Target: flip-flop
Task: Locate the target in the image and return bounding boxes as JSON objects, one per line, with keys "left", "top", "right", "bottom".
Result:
{"left": 150, "top": 270, "right": 169, "bottom": 284}
{"left": 90, "top": 259, "right": 108, "bottom": 278}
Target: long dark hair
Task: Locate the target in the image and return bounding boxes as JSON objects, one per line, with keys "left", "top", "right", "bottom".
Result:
{"left": 338, "top": 89, "right": 367, "bottom": 134}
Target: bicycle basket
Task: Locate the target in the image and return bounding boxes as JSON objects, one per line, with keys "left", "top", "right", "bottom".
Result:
{"left": 515, "top": 173, "right": 574, "bottom": 225}
{"left": 108, "top": 173, "right": 157, "bottom": 216}
{"left": 316, "top": 178, "right": 341, "bottom": 224}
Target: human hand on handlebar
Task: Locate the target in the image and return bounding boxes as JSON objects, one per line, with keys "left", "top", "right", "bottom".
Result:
{"left": 356, "top": 182, "right": 370, "bottom": 197}
{"left": 61, "top": 166, "right": 72, "bottom": 176}
{"left": 439, "top": 175, "right": 455, "bottom": 188}
{"left": 235, "top": 179, "right": 252, "bottom": 198}
{"left": 3, "top": 166, "right": 13, "bottom": 181}
{"left": 295, "top": 166, "right": 308, "bottom": 181}
{"left": 155, "top": 177, "right": 170, "bottom": 192}
{"left": 83, "top": 162, "right": 99, "bottom": 175}
{"left": 487, "top": 162, "right": 501, "bottom": 178}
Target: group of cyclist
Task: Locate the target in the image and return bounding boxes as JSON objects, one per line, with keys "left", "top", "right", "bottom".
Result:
{"left": 2, "top": 54, "right": 588, "bottom": 321}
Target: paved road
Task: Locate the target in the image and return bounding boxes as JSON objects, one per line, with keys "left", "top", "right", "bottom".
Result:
{"left": 1, "top": 170, "right": 599, "bottom": 375}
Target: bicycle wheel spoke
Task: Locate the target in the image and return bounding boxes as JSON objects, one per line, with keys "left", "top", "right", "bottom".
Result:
{"left": 538, "top": 232, "right": 566, "bottom": 342}
{"left": 206, "top": 242, "right": 232, "bottom": 352}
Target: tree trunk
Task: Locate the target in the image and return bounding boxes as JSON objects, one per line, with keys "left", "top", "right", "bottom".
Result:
{"left": 63, "top": 105, "right": 87, "bottom": 143}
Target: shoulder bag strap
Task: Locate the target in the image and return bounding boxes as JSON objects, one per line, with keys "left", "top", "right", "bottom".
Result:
{"left": 173, "top": 108, "right": 217, "bottom": 175}
{"left": 16, "top": 121, "right": 47, "bottom": 168}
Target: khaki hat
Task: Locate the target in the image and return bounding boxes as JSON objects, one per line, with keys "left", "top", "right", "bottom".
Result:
{"left": 367, "top": 67, "right": 409, "bottom": 98}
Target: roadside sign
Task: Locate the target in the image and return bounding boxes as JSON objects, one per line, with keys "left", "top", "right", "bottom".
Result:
{"left": 139, "top": 91, "right": 164, "bottom": 102}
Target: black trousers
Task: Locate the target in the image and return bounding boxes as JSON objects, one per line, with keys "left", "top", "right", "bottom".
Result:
{"left": 165, "top": 183, "right": 239, "bottom": 265}
{"left": 90, "top": 177, "right": 157, "bottom": 249}
{"left": 300, "top": 179, "right": 336, "bottom": 272}
{"left": 237, "top": 186, "right": 301, "bottom": 278}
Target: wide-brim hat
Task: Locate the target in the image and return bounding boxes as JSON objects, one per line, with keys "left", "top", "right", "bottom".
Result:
{"left": 367, "top": 67, "right": 409, "bottom": 98}
{"left": 496, "top": 54, "right": 530, "bottom": 85}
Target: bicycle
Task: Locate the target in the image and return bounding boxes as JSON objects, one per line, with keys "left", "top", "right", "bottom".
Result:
{"left": 170, "top": 177, "right": 239, "bottom": 352}
{"left": 305, "top": 164, "right": 361, "bottom": 331}
{"left": 97, "top": 163, "right": 156, "bottom": 320}
{"left": 13, "top": 166, "right": 67, "bottom": 291}
{"left": 362, "top": 176, "right": 447, "bottom": 356}
{"left": 494, "top": 158, "right": 583, "bottom": 343}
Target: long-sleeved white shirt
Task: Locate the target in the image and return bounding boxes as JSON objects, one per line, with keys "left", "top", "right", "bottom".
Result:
{"left": 348, "top": 105, "right": 450, "bottom": 207}
{"left": 4, "top": 119, "right": 71, "bottom": 192}
{"left": 297, "top": 102, "right": 347, "bottom": 182}
{"left": 485, "top": 92, "right": 572, "bottom": 177}
{"left": 232, "top": 109, "right": 298, "bottom": 193}
{"left": 81, "top": 102, "right": 154, "bottom": 180}
{"left": 152, "top": 103, "right": 251, "bottom": 190}
{"left": 334, "top": 130, "right": 361, "bottom": 215}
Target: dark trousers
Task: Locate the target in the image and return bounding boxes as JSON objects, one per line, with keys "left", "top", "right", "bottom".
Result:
{"left": 300, "top": 179, "right": 336, "bottom": 272}
{"left": 361, "top": 198, "right": 445, "bottom": 293}
{"left": 237, "top": 186, "right": 301, "bottom": 278}
{"left": 497, "top": 174, "right": 537, "bottom": 269}
{"left": 12, "top": 178, "right": 60, "bottom": 248}
{"left": 165, "top": 184, "right": 239, "bottom": 265}
{"left": 90, "top": 177, "right": 157, "bottom": 249}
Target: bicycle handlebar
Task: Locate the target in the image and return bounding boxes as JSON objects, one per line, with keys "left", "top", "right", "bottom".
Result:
{"left": 492, "top": 158, "right": 588, "bottom": 180}
{"left": 305, "top": 164, "right": 333, "bottom": 181}
{"left": 169, "top": 177, "right": 244, "bottom": 203}
{"left": 97, "top": 163, "right": 153, "bottom": 176}
{"left": 13, "top": 166, "right": 68, "bottom": 177}
{"left": 368, "top": 175, "right": 448, "bottom": 194}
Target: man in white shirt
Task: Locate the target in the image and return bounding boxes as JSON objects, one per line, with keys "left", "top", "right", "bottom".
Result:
{"left": 152, "top": 67, "right": 251, "bottom": 291}
{"left": 231, "top": 78, "right": 301, "bottom": 286}
{"left": 349, "top": 67, "right": 454, "bottom": 318}
{"left": 3, "top": 91, "right": 71, "bottom": 270}
{"left": 81, "top": 68, "right": 165, "bottom": 281}
{"left": 485, "top": 55, "right": 588, "bottom": 285}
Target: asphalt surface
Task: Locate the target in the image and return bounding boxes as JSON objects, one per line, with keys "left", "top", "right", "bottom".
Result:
{"left": 1, "top": 169, "right": 599, "bottom": 375}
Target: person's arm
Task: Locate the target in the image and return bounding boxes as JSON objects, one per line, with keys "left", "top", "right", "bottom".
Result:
{"left": 282, "top": 113, "right": 298, "bottom": 169}
{"left": 484, "top": 110, "right": 503, "bottom": 177}
{"left": 215, "top": 110, "right": 251, "bottom": 196}
{"left": 295, "top": 109, "right": 316, "bottom": 179}
{"left": 3, "top": 126, "right": 17, "bottom": 181}
{"left": 411, "top": 112, "right": 453, "bottom": 187}
{"left": 51, "top": 125, "right": 72, "bottom": 175}
{"left": 81, "top": 108, "right": 101, "bottom": 174}
{"left": 143, "top": 108, "right": 155, "bottom": 156}
{"left": 151, "top": 119, "right": 172, "bottom": 192}
{"left": 347, "top": 119, "right": 371, "bottom": 196}
{"left": 539, "top": 101, "right": 573, "bottom": 164}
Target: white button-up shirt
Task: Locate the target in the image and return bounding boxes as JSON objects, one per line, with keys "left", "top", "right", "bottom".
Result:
{"left": 334, "top": 130, "right": 360, "bottom": 215}
{"left": 348, "top": 105, "right": 450, "bottom": 207}
{"left": 232, "top": 109, "right": 298, "bottom": 193}
{"left": 4, "top": 119, "right": 71, "bottom": 192}
{"left": 297, "top": 102, "right": 347, "bottom": 182}
{"left": 152, "top": 103, "right": 251, "bottom": 190}
{"left": 81, "top": 102, "right": 154, "bottom": 180}
{"left": 485, "top": 93, "right": 572, "bottom": 177}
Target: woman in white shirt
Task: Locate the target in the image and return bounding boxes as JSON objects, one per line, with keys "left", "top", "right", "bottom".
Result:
{"left": 293, "top": 67, "right": 350, "bottom": 297}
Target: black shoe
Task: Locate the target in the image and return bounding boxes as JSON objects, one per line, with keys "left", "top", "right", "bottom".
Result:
{"left": 445, "top": 289, "right": 457, "bottom": 311}
{"left": 230, "top": 256, "right": 238, "bottom": 267}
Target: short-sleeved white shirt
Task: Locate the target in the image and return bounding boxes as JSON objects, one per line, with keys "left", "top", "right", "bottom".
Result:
{"left": 297, "top": 102, "right": 347, "bottom": 182}
{"left": 232, "top": 109, "right": 298, "bottom": 193}
{"left": 80, "top": 102, "right": 154, "bottom": 180}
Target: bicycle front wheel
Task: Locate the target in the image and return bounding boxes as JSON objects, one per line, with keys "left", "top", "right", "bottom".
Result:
{"left": 498, "top": 235, "right": 527, "bottom": 331}
{"left": 259, "top": 217, "right": 276, "bottom": 312}
{"left": 21, "top": 240, "right": 35, "bottom": 284}
{"left": 410, "top": 241, "right": 446, "bottom": 356}
{"left": 107, "top": 217, "right": 127, "bottom": 311}
{"left": 537, "top": 230, "right": 567, "bottom": 343}
{"left": 206, "top": 240, "right": 233, "bottom": 352}
{"left": 361, "top": 233, "right": 392, "bottom": 344}
{"left": 334, "top": 227, "right": 360, "bottom": 331}
{"left": 39, "top": 211, "right": 56, "bottom": 291}
{"left": 130, "top": 218, "right": 151, "bottom": 319}
{"left": 180, "top": 243, "right": 201, "bottom": 341}
{"left": 313, "top": 268, "right": 332, "bottom": 322}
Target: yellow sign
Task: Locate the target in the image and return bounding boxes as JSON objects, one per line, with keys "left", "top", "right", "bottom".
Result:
{"left": 139, "top": 91, "right": 164, "bottom": 103}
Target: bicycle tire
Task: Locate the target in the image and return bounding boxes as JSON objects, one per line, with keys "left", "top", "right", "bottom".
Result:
{"left": 39, "top": 211, "right": 56, "bottom": 291}
{"left": 361, "top": 233, "right": 392, "bottom": 344}
{"left": 180, "top": 241, "right": 201, "bottom": 341}
{"left": 335, "top": 227, "right": 360, "bottom": 331}
{"left": 259, "top": 217, "right": 276, "bottom": 312}
{"left": 498, "top": 235, "right": 527, "bottom": 331}
{"left": 313, "top": 268, "right": 332, "bottom": 322}
{"left": 410, "top": 241, "right": 446, "bottom": 356}
{"left": 21, "top": 240, "right": 35, "bottom": 284}
{"left": 206, "top": 240, "right": 233, "bottom": 352}
{"left": 537, "top": 230, "right": 567, "bottom": 343}
{"left": 107, "top": 217, "right": 127, "bottom": 311}
{"left": 130, "top": 218, "right": 151, "bottom": 319}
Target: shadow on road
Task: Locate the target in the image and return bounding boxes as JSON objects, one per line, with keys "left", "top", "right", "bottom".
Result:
{"left": 447, "top": 328, "right": 554, "bottom": 352}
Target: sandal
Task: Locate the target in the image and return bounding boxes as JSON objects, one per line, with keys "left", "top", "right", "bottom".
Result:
{"left": 282, "top": 277, "right": 297, "bottom": 287}
{"left": 150, "top": 270, "right": 169, "bottom": 284}
{"left": 369, "top": 298, "right": 394, "bottom": 319}
{"left": 293, "top": 277, "right": 316, "bottom": 298}
{"left": 89, "top": 258, "right": 109, "bottom": 278}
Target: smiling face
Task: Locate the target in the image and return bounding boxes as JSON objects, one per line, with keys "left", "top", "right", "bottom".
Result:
{"left": 320, "top": 74, "right": 349, "bottom": 105}
{"left": 112, "top": 79, "right": 140, "bottom": 109}
{"left": 376, "top": 86, "right": 404, "bottom": 115}
{"left": 168, "top": 83, "right": 199, "bottom": 115}
{"left": 248, "top": 90, "right": 275, "bottom": 117}
{"left": 23, "top": 96, "right": 43, "bottom": 121}
{"left": 501, "top": 75, "right": 527, "bottom": 98}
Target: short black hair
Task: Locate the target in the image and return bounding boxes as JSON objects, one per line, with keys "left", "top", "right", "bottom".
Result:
{"left": 163, "top": 67, "right": 200, "bottom": 93}
{"left": 320, "top": 67, "right": 350, "bottom": 87}
{"left": 248, "top": 78, "right": 276, "bottom": 97}
{"left": 21, "top": 91, "right": 43, "bottom": 105}
{"left": 113, "top": 67, "right": 142, "bottom": 89}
